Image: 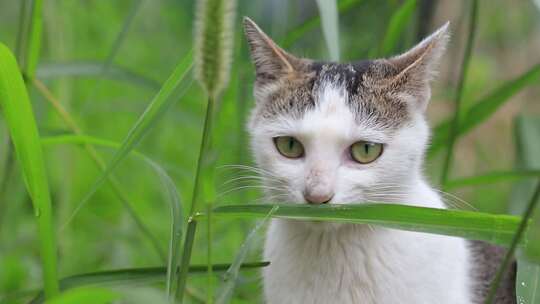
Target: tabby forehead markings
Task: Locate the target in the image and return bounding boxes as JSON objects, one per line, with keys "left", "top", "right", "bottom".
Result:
{"left": 257, "top": 61, "right": 410, "bottom": 130}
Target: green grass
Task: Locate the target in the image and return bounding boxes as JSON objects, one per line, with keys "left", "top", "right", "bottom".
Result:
{"left": 0, "top": 1, "right": 539, "bottom": 303}
{"left": 206, "top": 203, "right": 522, "bottom": 246}
{"left": 0, "top": 43, "right": 58, "bottom": 298}
{"left": 440, "top": 0, "right": 478, "bottom": 187}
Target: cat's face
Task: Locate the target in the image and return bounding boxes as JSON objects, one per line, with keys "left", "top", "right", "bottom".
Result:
{"left": 244, "top": 17, "right": 448, "bottom": 206}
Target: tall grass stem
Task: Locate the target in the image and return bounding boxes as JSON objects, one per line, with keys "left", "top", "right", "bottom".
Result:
{"left": 440, "top": 0, "right": 478, "bottom": 187}
{"left": 484, "top": 180, "right": 540, "bottom": 304}
{"left": 176, "top": 96, "right": 215, "bottom": 302}
{"left": 176, "top": 219, "right": 198, "bottom": 303}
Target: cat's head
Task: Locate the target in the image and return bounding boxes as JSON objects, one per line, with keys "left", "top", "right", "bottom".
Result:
{"left": 244, "top": 17, "right": 449, "bottom": 206}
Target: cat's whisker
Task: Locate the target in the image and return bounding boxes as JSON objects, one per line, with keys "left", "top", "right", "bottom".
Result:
{"left": 219, "top": 164, "right": 281, "bottom": 178}
{"left": 217, "top": 185, "right": 289, "bottom": 198}
{"left": 220, "top": 175, "right": 285, "bottom": 187}
{"left": 432, "top": 189, "right": 477, "bottom": 211}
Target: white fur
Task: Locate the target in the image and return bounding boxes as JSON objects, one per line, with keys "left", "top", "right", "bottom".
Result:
{"left": 249, "top": 82, "right": 473, "bottom": 303}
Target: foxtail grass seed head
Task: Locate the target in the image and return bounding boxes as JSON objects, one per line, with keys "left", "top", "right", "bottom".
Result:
{"left": 194, "top": 0, "right": 236, "bottom": 98}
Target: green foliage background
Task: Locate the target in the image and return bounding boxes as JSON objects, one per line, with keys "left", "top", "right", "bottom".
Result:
{"left": 0, "top": 0, "right": 539, "bottom": 303}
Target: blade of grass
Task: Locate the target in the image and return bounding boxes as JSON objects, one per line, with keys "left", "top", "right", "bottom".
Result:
{"left": 15, "top": 0, "right": 42, "bottom": 77}
{"left": 206, "top": 203, "right": 522, "bottom": 247}
{"left": 62, "top": 50, "right": 193, "bottom": 229}
{"left": 25, "top": 0, "right": 43, "bottom": 79}
{"left": 378, "top": 0, "right": 417, "bottom": 57}
{"left": 33, "top": 78, "right": 167, "bottom": 261}
{"left": 216, "top": 206, "right": 277, "bottom": 304}
{"left": 445, "top": 170, "right": 540, "bottom": 189}
{"left": 315, "top": 0, "right": 340, "bottom": 60}
{"left": 440, "top": 0, "right": 478, "bottom": 187}
{"left": 29, "top": 262, "right": 270, "bottom": 304}
{"left": 281, "top": 0, "right": 363, "bottom": 49}
{"left": 0, "top": 43, "right": 59, "bottom": 297}
{"left": 15, "top": 0, "right": 30, "bottom": 61}
{"left": 485, "top": 181, "right": 540, "bottom": 303}
{"left": 508, "top": 116, "right": 540, "bottom": 304}
{"left": 428, "top": 63, "right": 540, "bottom": 158}
{"left": 39, "top": 133, "right": 183, "bottom": 300}
{"left": 36, "top": 61, "right": 161, "bottom": 90}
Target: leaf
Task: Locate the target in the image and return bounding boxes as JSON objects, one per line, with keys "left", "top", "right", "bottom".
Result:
{"left": 428, "top": 64, "right": 540, "bottom": 158}
{"left": 29, "top": 263, "right": 270, "bottom": 304}
{"left": 281, "top": 0, "right": 363, "bottom": 49}
{"left": 40, "top": 134, "right": 183, "bottom": 299}
{"left": 315, "top": 0, "right": 340, "bottom": 60}
{"left": 62, "top": 50, "right": 193, "bottom": 228}
{"left": 36, "top": 62, "right": 160, "bottom": 90}
{"left": 44, "top": 287, "right": 119, "bottom": 304}
{"left": 0, "top": 43, "right": 59, "bottom": 297}
{"left": 379, "top": 0, "right": 417, "bottom": 57}
{"left": 25, "top": 0, "right": 43, "bottom": 78}
{"left": 511, "top": 116, "right": 540, "bottom": 303}
{"left": 208, "top": 203, "right": 522, "bottom": 247}
{"left": 445, "top": 170, "right": 540, "bottom": 189}
{"left": 216, "top": 206, "right": 278, "bottom": 304}
{"left": 15, "top": 0, "right": 43, "bottom": 78}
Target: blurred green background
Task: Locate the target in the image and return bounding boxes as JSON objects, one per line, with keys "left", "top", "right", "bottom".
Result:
{"left": 0, "top": 0, "right": 539, "bottom": 303}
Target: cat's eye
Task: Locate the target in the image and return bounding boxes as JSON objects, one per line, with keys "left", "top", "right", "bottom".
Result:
{"left": 274, "top": 136, "right": 304, "bottom": 159}
{"left": 350, "top": 141, "right": 383, "bottom": 164}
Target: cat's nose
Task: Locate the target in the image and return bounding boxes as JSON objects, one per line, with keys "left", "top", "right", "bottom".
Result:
{"left": 303, "top": 190, "right": 333, "bottom": 205}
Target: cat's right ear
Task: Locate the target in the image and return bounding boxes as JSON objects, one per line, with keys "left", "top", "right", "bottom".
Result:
{"left": 243, "top": 17, "right": 302, "bottom": 82}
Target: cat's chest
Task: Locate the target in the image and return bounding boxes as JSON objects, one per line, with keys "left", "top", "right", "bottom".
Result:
{"left": 262, "top": 220, "right": 471, "bottom": 304}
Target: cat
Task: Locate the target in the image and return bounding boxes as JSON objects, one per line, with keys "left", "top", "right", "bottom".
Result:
{"left": 242, "top": 17, "right": 516, "bottom": 304}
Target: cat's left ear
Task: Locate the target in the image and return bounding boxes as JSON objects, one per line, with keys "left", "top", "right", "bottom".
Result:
{"left": 375, "top": 23, "right": 450, "bottom": 111}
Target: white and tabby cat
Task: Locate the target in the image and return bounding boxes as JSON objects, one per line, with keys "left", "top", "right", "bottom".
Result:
{"left": 242, "top": 17, "right": 515, "bottom": 304}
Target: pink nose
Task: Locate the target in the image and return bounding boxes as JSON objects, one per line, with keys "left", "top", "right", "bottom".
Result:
{"left": 304, "top": 191, "right": 333, "bottom": 205}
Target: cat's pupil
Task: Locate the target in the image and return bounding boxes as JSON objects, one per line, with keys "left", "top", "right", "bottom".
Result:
{"left": 288, "top": 138, "right": 294, "bottom": 150}
{"left": 364, "top": 144, "right": 369, "bottom": 154}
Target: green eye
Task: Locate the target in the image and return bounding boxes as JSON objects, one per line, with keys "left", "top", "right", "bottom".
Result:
{"left": 274, "top": 136, "right": 304, "bottom": 159}
{"left": 350, "top": 141, "right": 383, "bottom": 164}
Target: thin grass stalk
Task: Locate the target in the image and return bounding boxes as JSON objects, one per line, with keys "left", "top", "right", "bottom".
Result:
{"left": 176, "top": 219, "right": 198, "bottom": 303}
{"left": 484, "top": 180, "right": 540, "bottom": 304}
{"left": 15, "top": 0, "right": 29, "bottom": 64}
{"left": 207, "top": 203, "right": 213, "bottom": 304}
{"left": 440, "top": 0, "right": 478, "bottom": 187}
{"left": 32, "top": 78, "right": 167, "bottom": 261}
{"left": 175, "top": 96, "right": 215, "bottom": 302}
{"left": 25, "top": 0, "right": 43, "bottom": 79}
